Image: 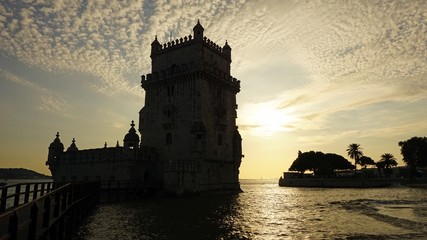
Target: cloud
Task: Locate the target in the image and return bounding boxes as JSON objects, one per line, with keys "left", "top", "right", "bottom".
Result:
{"left": 0, "top": 0, "right": 425, "bottom": 121}
{"left": 0, "top": 0, "right": 253, "bottom": 96}
{"left": 0, "top": 67, "right": 67, "bottom": 114}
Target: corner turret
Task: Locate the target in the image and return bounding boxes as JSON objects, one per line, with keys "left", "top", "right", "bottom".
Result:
{"left": 151, "top": 36, "right": 161, "bottom": 58}
{"left": 223, "top": 40, "right": 232, "bottom": 60}
{"left": 193, "top": 19, "right": 204, "bottom": 40}
{"left": 46, "top": 132, "right": 64, "bottom": 175}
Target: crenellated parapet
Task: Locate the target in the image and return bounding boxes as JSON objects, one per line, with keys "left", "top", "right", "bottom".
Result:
{"left": 151, "top": 35, "right": 231, "bottom": 59}
{"left": 155, "top": 35, "right": 192, "bottom": 50}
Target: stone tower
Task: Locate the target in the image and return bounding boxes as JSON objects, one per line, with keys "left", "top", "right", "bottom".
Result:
{"left": 140, "top": 21, "right": 243, "bottom": 194}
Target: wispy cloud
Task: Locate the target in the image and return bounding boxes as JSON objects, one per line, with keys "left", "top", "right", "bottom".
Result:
{"left": 0, "top": 0, "right": 249, "bottom": 96}
{"left": 0, "top": 68, "right": 67, "bottom": 114}
{"left": 229, "top": 0, "right": 426, "bottom": 137}
{"left": 0, "top": 0, "right": 426, "bottom": 136}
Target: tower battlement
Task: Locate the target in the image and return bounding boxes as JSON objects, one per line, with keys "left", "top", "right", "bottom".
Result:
{"left": 152, "top": 35, "right": 231, "bottom": 60}
{"left": 150, "top": 21, "right": 232, "bottom": 77}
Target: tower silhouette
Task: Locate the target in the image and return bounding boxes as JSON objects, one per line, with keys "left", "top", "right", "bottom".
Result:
{"left": 140, "top": 20, "right": 242, "bottom": 193}
{"left": 46, "top": 21, "right": 243, "bottom": 195}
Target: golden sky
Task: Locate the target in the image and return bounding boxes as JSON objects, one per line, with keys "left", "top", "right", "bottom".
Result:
{"left": 0, "top": 0, "right": 426, "bottom": 179}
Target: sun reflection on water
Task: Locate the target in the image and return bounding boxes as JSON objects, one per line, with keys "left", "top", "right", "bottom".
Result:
{"left": 74, "top": 182, "right": 427, "bottom": 240}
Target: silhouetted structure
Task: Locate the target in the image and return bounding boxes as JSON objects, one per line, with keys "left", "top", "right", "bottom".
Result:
{"left": 46, "top": 21, "right": 243, "bottom": 195}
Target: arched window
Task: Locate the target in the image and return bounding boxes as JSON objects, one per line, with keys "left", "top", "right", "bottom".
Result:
{"left": 218, "top": 134, "right": 222, "bottom": 146}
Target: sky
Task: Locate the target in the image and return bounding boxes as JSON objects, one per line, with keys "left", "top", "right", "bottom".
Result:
{"left": 0, "top": 0, "right": 426, "bottom": 179}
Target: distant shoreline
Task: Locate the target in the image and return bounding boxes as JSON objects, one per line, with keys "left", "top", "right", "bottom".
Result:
{"left": 0, "top": 168, "right": 51, "bottom": 180}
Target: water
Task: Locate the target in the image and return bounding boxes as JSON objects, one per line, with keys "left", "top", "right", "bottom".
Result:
{"left": 74, "top": 180, "right": 427, "bottom": 239}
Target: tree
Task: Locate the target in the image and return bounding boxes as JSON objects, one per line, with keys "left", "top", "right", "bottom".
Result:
{"left": 289, "top": 151, "right": 324, "bottom": 174}
{"left": 377, "top": 153, "right": 398, "bottom": 177}
{"left": 289, "top": 151, "right": 354, "bottom": 177}
{"left": 346, "top": 143, "right": 363, "bottom": 171}
{"left": 359, "top": 156, "right": 376, "bottom": 169}
{"left": 379, "top": 153, "right": 398, "bottom": 169}
{"left": 398, "top": 137, "right": 427, "bottom": 177}
{"left": 324, "top": 153, "right": 355, "bottom": 170}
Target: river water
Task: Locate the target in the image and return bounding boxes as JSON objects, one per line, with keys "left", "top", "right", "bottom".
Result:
{"left": 73, "top": 179, "right": 427, "bottom": 240}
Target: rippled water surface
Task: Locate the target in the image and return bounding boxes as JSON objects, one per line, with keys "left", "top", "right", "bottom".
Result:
{"left": 74, "top": 180, "right": 427, "bottom": 239}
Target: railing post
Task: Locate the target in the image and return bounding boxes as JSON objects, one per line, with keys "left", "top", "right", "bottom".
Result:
{"left": 33, "top": 183, "right": 39, "bottom": 200}
{"left": 0, "top": 187, "right": 7, "bottom": 212}
{"left": 13, "top": 185, "right": 21, "bottom": 207}
{"left": 8, "top": 212, "right": 18, "bottom": 240}
{"left": 46, "top": 182, "right": 52, "bottom": 193}
{"left": 41, "top": 183, "right": 46, "bottom": 196}
{"left": 61, "top": 191, "right": 67, "bottom": 211}
{"left": 24, "top": 184, "right": 31, "bottom": 204}
{"left": 53, "top": 193, "right": 60, "bottom": 218}
{"left": 42, "top": 197, "right": 51, "bottom": 228}
{"left": 28, "top": 203, "right": 39, "bottom": 240}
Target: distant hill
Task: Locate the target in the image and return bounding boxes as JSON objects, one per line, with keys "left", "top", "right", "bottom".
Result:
{"left": 0, "top": 168, "right": 51, "bottom": 179}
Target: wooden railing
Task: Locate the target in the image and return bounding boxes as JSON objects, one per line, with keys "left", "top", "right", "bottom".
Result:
{"left": 0, "top": 182, "right": 99, "bottom": 240}
{"left": 0, "top": 182, "right": 60, "bottom": 214}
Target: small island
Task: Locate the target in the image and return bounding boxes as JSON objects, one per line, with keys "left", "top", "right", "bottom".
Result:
{"left": 279, "top": 137, "right": 427, "bottom": 188}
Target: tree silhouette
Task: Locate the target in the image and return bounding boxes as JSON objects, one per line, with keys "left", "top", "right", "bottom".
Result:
{"left": 346, "top": 143, "right": 363, "bottom": 171}
{"left": 377, "top": 153, "right": 398, "bottom": 177}
{"left": 289, "top": 151, "right": 354, "bottom": 177}
{"left": 379, "top": 153, "right": 398, "bottom": 168}
{"left": 289, "top": 151, "right": 324, "bottom": 174}
{"left": 324, "top": 153, "right": 355, "bottom": 171}
{"left": 359, "top": 156, "right": 376, "bottom": 169}
{"left": 398, "top": 137, "right": 427, "bottom": 177}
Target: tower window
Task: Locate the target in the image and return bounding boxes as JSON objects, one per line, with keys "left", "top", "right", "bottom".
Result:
{"left": 218, "top": 135, "right": 222, "bottom": 146}
{"left": 166, "top": 133, "right": 172, "bottom": 145}
{"left": 197, "top": 133, "right": 202, "bottom": 140}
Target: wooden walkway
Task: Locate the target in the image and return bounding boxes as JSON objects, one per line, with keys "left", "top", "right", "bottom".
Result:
{"left": 0, "top": 182, "right": 99, "bottom": 240}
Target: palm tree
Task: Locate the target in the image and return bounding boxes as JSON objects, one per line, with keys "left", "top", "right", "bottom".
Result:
{"left": 346, "top": 143, "right": 363, "bottom": 171}
{"left": 378, "top": 153, "right": 398, "bottom": 177}
{"left": 379, "top": 153, "right": 398, "bottom": 169}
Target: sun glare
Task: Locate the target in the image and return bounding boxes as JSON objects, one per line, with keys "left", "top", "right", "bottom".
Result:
{"left": 242, "top": 103, "right": 294, "bottom": 137}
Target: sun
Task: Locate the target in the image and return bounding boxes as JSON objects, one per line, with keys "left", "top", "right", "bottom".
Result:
{"left": 240, "top": 102, "right": 294, "bottom": 137}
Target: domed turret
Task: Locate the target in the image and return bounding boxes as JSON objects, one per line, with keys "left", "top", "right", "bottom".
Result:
{"left": 49, "top": 132, "right": 64, "bottom": 150}
{"left": 67, "top": 138, "right": 78, "bottom": 152}
{"left": 46, "top": 132, "right": 65, "bottom": 175}
{"left": 124, "top": 121, "right": 140, "bottom": 155}
{"left": 124, "top": 120, "right": 140, "bottom": 142}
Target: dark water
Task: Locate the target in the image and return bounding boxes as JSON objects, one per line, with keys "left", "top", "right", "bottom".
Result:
{"left": 74, "top": 180, "right": 427, "bottom": 240}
